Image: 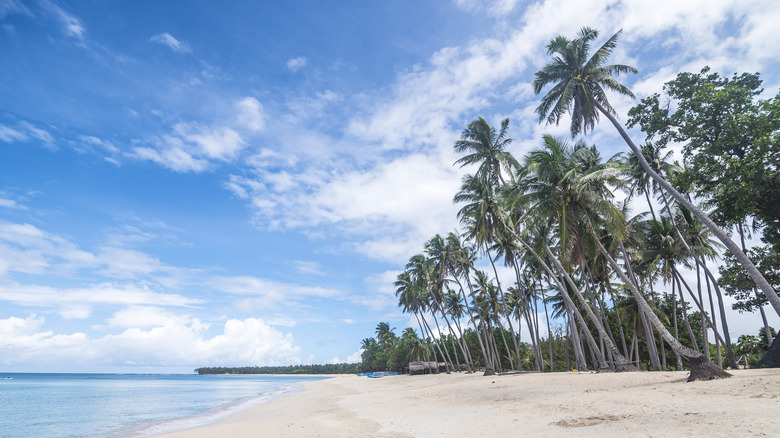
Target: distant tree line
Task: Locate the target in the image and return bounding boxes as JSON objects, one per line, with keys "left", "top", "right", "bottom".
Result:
{"left": 195, "top": 363, "right": 360, "bottom": 375}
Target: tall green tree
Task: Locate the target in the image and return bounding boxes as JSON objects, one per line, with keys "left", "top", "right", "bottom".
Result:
{"left": 533, "top": 27, "right": 779, "bottom": 327}
{"left": 454, "top": 117, "right": 519, "bottom": 186}
{"left": 627, "top": 68, "right": 780, "bottom": 249}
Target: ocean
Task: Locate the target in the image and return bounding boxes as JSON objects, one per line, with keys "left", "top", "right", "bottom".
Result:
{"left": 0, "top": 373, "right": 328, "bottom": 437}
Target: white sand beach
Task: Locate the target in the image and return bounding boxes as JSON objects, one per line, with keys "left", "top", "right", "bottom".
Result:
{"left": 153, "top": 368, "right": 780, "bottom": 437}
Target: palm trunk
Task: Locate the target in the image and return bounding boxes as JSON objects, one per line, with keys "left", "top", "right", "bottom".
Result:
{"left": 618, "top": 241, "right": 661, "bottom": 371}
{"left": 429, "top": 309, "right": 455, "bottom": 373}
{"left": 705, "top": 269, "right": 723, "bottom": 367}
{"left": 675, "top": 266, "right": 736, "bottom": 367}
{"left": 673, "top": 268, "right": 700, "bottom": 353}
{"left": 738, "top": 223, "right": 774, "bottom": 347}
{"left": 564, "top": 300, "right": 588, "bottom": 370}
{"left": 695, "top": 262, "right": 710, "bottom": 360}
{"left": 542, "top": 288, "right": 554, "bottom": 372}
{"left": 591, "top": 228, "right": 730, "bottom": 380}
{"left": 658, "top": 328, "right": 667, "bottom": 370}
{"left": 454, "top": 267, "right": 493, "bottom": 371}
{"left": 545, "top": 246, "right": 632, "bottom": 370}
{"left": 607, "top": 284, "right": 630, "bottom": 358}
{"left": 671, "top": 278, "right": 683, "bottom": 370}
{"left": 484, "top": 244, "right": 521, "bottom": 370}
{"left": 494, "top": 216, "right": 633, "bottom": 371}
{"left": 419, "top": 313, "right": 449, "bottom": 373}
{"left": 596, "top": 101, "right": 780, "bottom": 319}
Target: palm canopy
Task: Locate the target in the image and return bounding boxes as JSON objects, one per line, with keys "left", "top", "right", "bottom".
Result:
{"left": 533, "top": 27, "right": 637, "bottom": 136}
{"left": 512, "top": 135, "right": 626, "bottom": 266}
{"left": 454, "top": 117, "right": 519, "bottom": 185}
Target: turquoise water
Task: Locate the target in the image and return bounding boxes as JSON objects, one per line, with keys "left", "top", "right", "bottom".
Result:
{"left": 0, "top": 373, "right": 328, "bottom": 437}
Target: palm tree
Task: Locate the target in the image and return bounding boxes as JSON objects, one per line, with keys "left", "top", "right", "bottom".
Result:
{"left": 638, "top": 217, "right": 699, "bottom": 369}
{"left": 506, "top": 135, "right": 634, "bottom": 370}
{"left": 454, "top": 117, "right": 519, "bottom": 186}
{"left": 623, "top": 142, "right": 677, "bottom": 221}
{"left": 375, "top": 322, "right": 397, "bottom": 350}
{"left": 455, "top": 172, "right": 523, "bottom": 370}
{"left": 533, "top": 26, "right": 780, "bottom": 322}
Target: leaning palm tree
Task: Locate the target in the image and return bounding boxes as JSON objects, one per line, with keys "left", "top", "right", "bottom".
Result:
{"left": 511, "top": 135, "right": 634, "bottom": 370}
{"left": 623, "top": 142, "right": 677, "bottom": 221}
{"left": 533, "top": 26, "right": 780, "bottom": 321}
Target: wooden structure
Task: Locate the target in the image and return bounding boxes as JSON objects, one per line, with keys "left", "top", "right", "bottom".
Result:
{"left": 406, "top": 361, "right": 449, "bottom": 375}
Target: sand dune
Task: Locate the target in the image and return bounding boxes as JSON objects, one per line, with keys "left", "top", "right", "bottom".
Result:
{"left": 154, "top": 368, "right": 780, "bottom": 437}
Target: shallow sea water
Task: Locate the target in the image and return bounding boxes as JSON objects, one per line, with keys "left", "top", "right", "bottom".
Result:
{"left": 0, "top": 373, "right": 327, "bottom": 438}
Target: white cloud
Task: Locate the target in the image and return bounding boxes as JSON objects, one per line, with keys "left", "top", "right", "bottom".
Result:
{"left": 0, "top": 198, "right": 24, "bottom": 210}
{"left": 0, "top": 221, "right": 94, "bottom": 276}
{"left": 294, "top": 261, "right": 324, "bottom": 276}
{"left": 149, "top": 33, "right": 191, "bottom": 53}
{"left": 287, "top": 56, "right": 308, "bottom": 72}
{"left": 327, "top": 348, "right": 363, "bottom": 364}
{"left": 0, "top": 220, "right": 186, "bottom": 282}
{"left": 133, "top": 96, "right": 263, "bottom": 171}
{"left": 229, "top": 146, "right": 463, "bottom": 263}
{"left": 0, "top": 282, "right": 201, "bottom": 315}
{"left": 0, "top": 124, "right": 26, "bottom": 142}
{"left": 174, "top": 123, "right": 245, "bottom": 161}
{"left": 213, "top": 276, "right": 341, "bottom": 310}
{"left": 95, "top": 247, "right": 166, "bottom": 278}
{"left": 236, "top": 97, "right": 265, "bottom": 132}
{"left": 106, "top": 306, "right": 192, "bottom": 328}
{"left": 0, "top": 121, "right": 54, "bottom": 147}
{"left": 39, "top": 0, "right": 85, "bottom": 39}
{"left": 78, "top": 135, "right": 120, "bottom": 154}
{"left": 133, "top": 143, "right": 211, "bottom": 173}
{"left": 453, "top": 0, "right": 521, "bottom": 17}
{"left": 0, "top": 0, "right": 32, "bottom": 19}
{"left": 0, "top": 314, "right": 302, "bottom": 367}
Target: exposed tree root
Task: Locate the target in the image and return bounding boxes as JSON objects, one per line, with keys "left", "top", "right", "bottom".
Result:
{"left": 613, "top": 362, "right": 638, "bottom": 372}
{"left": 687, "top": 357, "right": 732, "bottom": 382}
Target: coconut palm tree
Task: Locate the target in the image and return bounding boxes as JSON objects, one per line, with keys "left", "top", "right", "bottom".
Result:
{"left": 454, "top": 117, "right": 519, "bottom": 186}
{"left": 506, "top": 135, "right": 634, "bottom": 370}
{"left": 455, "top": 173, "right": 523, "bottom": 370}
{"left": 533, "top": 27, "right": 779, "bottom": 321}
{"left": 623, "top": 142, "right": 677, "bottom": 221}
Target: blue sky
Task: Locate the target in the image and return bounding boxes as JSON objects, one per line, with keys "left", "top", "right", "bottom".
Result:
{"left": 1, "top": 0, "right": 778, "bottom": 372}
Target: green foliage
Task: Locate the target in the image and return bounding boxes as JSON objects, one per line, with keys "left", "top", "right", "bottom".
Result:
{"left": 734, "top": 327, "right": 776, "bottom": 367}
{"left": 719, "top": 245, "right": 780, "bottom": 312}
{"left": 627, "top": 68, "right": 780, "bottom": 249}
{"left": 194, "top": 363, "right": 361, "bottom": 375}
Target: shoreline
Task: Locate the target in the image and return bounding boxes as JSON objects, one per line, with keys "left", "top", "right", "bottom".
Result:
{"left": 152, "top": 368, "right": 780, "bottom": 437}
{"left": 128, "top": 382, "right": 304, "bottom": 437}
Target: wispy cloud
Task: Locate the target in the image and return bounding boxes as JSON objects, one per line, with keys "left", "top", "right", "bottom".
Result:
{"left": 148, "top": 32, "right": 192, "bottom": 54}
{"left": 0, "top": 283, "right": 200, "bottom": 319}
{"left": 0, "top": 0, "right": 32, "bottom": 20}
{"left": 0, "top": 121, "right": 55, "bottom": 148}
{"left": 132, "top": 97, "right": 264, "bottom": 172}
{"left": 213, "top": 275, "right": 341, "bottom": 310}
{"left": 38, "top": 0, "right": 85, "bottom": 39}
{"left": 287, "top": 56, "right": 307, "bottom": 72}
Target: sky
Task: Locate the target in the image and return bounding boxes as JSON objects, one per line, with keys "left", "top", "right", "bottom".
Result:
{"left": 1, "top": 0, "right": 778, "bottom": 373}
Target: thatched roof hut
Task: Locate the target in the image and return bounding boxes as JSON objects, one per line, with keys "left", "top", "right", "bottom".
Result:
{"left": 407, "top": 361, "right": 438, "bottom": 375}
{"left": 407, "top": 361, "right": 450, "bottom": 375}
